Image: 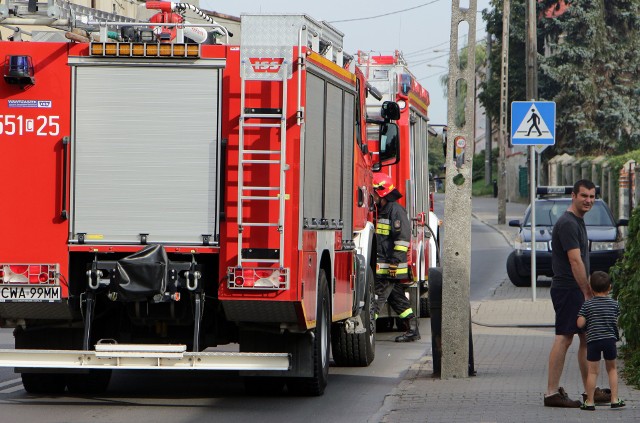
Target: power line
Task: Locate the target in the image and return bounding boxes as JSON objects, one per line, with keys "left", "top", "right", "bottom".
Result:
{"left": 404, "top": 39, "right": 450, "bottom": 57}
{"left": 409, "top": 52, "right": 451, "bottom": 66}
{"left": 405, "top": 29, "right": 487, "bottom": 59}
{"left": 406, "top": 36, "right": 486, "bottom": 67}
{"left": 327, "top": 0, "right": 443, "bottom": 24}
{"left": 416, "top": 69, "right": 448, "bottom": 81}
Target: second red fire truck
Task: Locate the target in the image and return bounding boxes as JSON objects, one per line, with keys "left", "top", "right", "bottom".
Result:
{"left": 358, "top": 50, "right": 441, "bottom": 322}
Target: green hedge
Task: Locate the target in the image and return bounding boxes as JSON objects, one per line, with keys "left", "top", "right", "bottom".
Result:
{"left": 611, "top": 205, "right": 640, "bottom": 388}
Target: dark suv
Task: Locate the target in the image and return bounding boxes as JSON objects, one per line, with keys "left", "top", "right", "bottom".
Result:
{"left": 506, "top": 187, "right": 628, "bottom": 287}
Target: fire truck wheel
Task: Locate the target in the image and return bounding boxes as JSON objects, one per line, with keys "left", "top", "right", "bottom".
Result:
{"left": 288, "top": 269, "right": 330, "bottom": 396}
{"left": 420, "top": 296, "right": 430, "bottom": 318}
{"left": 21, "top": 373, "right": 67, "bottom": 394}
{"left": 66, "top": 370, "right": 112, "bottom": 394}
{"left": 244, "top": 376, "right": 286, "bottom": 395}
{"left": 376, "top": 317, "right": 394, "bottom": 332}
{"left": 331, "top": 266, "right": 376, "bottom": 367}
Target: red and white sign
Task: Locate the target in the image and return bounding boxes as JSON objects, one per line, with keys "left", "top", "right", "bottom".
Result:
{"left": 249, "top": 58, "right": 284, "bottom": 73}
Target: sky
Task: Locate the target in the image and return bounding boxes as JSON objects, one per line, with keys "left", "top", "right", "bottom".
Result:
{"left": 199, "top": 0, "right": 493, "bottom": 125}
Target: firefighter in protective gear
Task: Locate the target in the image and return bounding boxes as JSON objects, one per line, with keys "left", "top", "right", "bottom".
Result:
{"left": 372, "top": 172, "right": 420, "bottom": 342}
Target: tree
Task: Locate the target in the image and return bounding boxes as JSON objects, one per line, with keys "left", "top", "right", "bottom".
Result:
{"left": 477, "top": 0, "right": 529, "bottom": 130}
{"left": 539, "top": 0, "right": 640, "bottom": 155}
{"left": 480, "top": 0, "right": 640, "bottom": 156}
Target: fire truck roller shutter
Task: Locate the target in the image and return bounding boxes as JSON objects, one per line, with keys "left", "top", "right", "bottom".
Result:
{"left": 324, "top": 83, "right": 343, "bottom": 228}
{"left": 341, "top": 92, "right": 355, "bottom": 242}
{"left": 303, "top": 72, "right": 354, "bottom": 238}
{"left": 70, "top": 64, "right": 222, "bottom": 244}
{"left": 413, "top": 115, "right": 429, "bottom": 217}
{"left": 303, "top": 73, "right": 325, "bottom": 227}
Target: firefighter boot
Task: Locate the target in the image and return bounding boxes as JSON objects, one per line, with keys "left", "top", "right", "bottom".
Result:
{"left": 395, "top": 317, "right": 420, "bottom": 342}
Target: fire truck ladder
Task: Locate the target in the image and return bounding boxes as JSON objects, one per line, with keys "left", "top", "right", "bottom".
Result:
{"left": 0, "top": 0, "right": 137, "bottom": 28}
{"left": 237, "top": 60, "right": 290, "bottom": 268}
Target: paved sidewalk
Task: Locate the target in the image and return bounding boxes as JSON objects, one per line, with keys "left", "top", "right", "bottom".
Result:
{"left": 371, "top": 196, "right": 640, "bottom": 422}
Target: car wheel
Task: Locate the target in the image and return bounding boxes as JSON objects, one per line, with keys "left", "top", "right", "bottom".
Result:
{"left": 507, "top": 251, "right": 531, "bottom": 287}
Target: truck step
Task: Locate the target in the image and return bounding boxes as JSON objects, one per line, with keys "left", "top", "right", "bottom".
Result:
{"left": 238, "top": 258, "right": 280, "bottom": 263}
{"left": 242, "top": 186, "right": 280, "bottom": 191}
{"left": 241, "top": 149, "right": 281, "bottom": 155}
{"left": 240, "top": 195, "right": 279, "bottom": 201}
{"left": 240, "top": 159, "right": 281, "bottom": 164}
{"left": 241, "top": 122, "right": 282, "bottom": 128}
{"left": 0, "top": 347, "right": 289, "bottom": 371}
{"left": 243, "top": 108, "right": 282, "bottom": 118}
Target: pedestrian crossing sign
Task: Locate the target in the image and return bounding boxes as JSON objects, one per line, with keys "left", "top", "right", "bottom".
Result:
{"left": 511, "top": 101, "right": 555, "bottom": 145}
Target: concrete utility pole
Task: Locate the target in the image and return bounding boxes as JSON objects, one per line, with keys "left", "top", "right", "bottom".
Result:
{"left": 484, "top": 34, "right": 493, "bottom": 186}
{"left": 442, "top": 0, "right": 477, "bottom": 379}
{"left": 497, "top": 0, "right": 510, "bottom": 224}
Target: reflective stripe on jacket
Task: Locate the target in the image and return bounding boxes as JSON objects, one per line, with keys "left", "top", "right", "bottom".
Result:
{"left": 375, "top": 200, "right": 411, "bottom": 280}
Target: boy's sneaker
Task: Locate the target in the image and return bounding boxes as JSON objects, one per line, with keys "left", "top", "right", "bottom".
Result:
{"left": 544, "top": 387, "right": 581, "bottom": 408}
{"left": 581, "top": 387, "right": 612, "bottom": 404}
{"left": 611, "top": 399, "right": 625, "bottom": 409}
{"left": 581, "top": 402, "right": 595, "bottom": 411}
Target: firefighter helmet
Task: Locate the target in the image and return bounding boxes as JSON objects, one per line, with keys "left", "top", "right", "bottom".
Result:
{"left": 373, "top": 173, "right": 395, "bottom": 198}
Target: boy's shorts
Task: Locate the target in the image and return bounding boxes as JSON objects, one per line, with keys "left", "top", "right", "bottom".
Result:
{"left": 550, "top": 287, "right": 585, "bottom": 335}
{"left": 587, "top": 338, "right": 618, "bottom": 362}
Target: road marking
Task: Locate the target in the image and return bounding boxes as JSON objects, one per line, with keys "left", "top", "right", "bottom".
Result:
{"left": 0, "top": 384, "right": 23, "bottom": 394}
{"left": 0, "top": 378, "right": 21, "bottom": 388}
{"left": 0, "top": 377, "right": 22, "bottom": 393}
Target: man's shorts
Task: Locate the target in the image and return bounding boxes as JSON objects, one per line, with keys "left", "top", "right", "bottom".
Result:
{"left": 550, "top": 287, "right": 585, "bottom": 335}
{"left": 587, "top": 338, "right": 618, "bottom": 361}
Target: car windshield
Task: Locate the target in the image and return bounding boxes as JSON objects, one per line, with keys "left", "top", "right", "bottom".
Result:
{"left": 523, "top": 201, "right": 614, "bottom": 227}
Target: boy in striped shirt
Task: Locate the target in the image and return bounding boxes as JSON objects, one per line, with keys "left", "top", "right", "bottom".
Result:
{"left": 577, "top": 271, "right": 625, "bottom": 410}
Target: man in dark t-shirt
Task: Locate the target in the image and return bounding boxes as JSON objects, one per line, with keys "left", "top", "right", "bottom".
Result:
{"left": 544, "top": 180, "right": 600, "bottom": 408}
{"left": 551, "top": 209, "right": 590, "bottom": 289}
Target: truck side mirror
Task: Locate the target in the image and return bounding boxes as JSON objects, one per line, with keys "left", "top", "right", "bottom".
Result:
{"left": 379, "top": 122, "right": 400, "bottom": 165}
{"left": 380, "top": 101, "right": 400, "bottom": 121}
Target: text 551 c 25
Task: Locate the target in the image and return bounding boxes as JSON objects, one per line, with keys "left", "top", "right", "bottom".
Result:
{"left": 0, "top": 114, "right": 60, "bottom": 136}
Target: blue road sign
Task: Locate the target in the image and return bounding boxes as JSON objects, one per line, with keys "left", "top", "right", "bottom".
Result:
{"left": 511, "top": 101, "right": 556, "bottom": 145}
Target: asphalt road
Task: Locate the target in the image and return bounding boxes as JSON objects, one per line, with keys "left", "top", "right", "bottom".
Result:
{"left": 0, "top": 195, "right": 511, "bottom": 422}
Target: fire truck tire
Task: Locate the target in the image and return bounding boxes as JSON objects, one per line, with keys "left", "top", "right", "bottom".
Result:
{"left": 419, "top": 296, "right": 430, "bottom": 318}
{"left": 331, "top": 267, "right": 376, "bottom": 367}
{"left": 244, "top": 376, "right": 286, "bottom": 395}
{"left": 15, "top": 327, "right": 69, "bottom": 394}
{"left": 66, "top": 370, "right": 112, "bottom": 394}
{"left": 288, "top": 269, "right": 330, "bottom": 396}
{"left": 21, "top": 373, "right": 67, "bottom": 394}
{"left": 376, "top": 317, "right": 394, "bottom": 332}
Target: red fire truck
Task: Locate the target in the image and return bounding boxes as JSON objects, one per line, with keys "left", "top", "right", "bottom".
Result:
{"left": 358, "top": 50, "right": 441, "bottom": 321}
{"left": 0, "top": 5, "right": 400, "bottom": 396}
